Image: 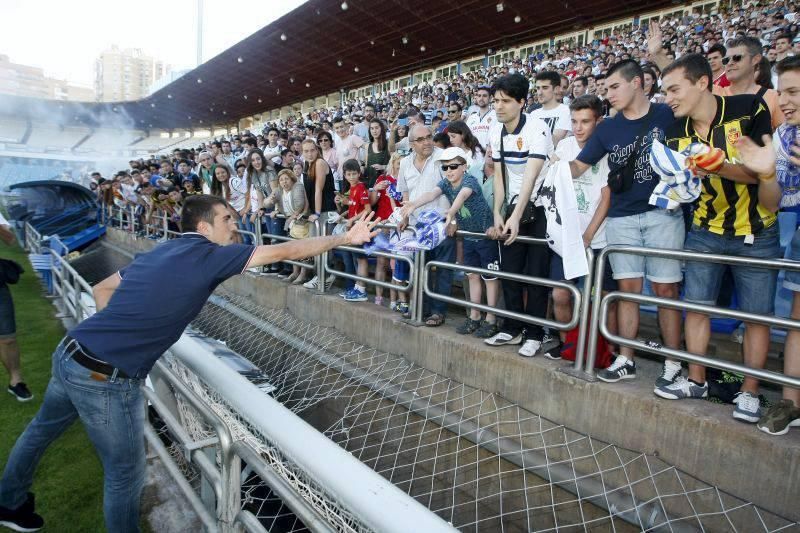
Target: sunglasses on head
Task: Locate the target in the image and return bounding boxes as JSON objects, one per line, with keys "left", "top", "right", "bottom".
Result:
{"left": 722, "top": 54, "right": 745, "bottom": 65}
{"left": 440, "top": 163, "right": 464, "bottom": 171}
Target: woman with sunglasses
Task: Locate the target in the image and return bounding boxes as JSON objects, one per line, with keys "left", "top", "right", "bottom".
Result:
{"left": 316, "top": 132, "right": 340, "bottom": 188}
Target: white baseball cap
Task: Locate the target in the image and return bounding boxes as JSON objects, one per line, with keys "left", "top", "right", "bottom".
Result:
{"left": 435, "top": 147, "right": 472, "bottom": 168}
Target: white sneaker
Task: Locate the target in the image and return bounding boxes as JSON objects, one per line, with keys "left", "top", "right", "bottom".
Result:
{"left": 484, "top": 332, "right": 523, "bottom": 346}
{"left": 325, "top": 274, "right": 336, "bottom": 289}
{"left": 518, "top": 339, "right": 542, "bottom": 358}
{"left": 303, "top": 276, "right": 319, "bottom": 289}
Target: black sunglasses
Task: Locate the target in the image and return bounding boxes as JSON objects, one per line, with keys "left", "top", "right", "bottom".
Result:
{"left": 722, "top": 54, "right": 745, "bottom": 65}
{"left": 448, "top": 109, "right": 459, "bottom": 114}
{"left": 440, "top": 163, "right": 464, "bottom": 171}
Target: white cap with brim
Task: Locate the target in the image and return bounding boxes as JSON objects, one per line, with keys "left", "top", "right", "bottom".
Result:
{"left": 435, "top": 147, "right": 472, "bottom": 168}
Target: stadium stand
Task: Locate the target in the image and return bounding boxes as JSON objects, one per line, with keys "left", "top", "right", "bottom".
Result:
{"left": 6, "top": 0, "right": 800, "bottom": 530}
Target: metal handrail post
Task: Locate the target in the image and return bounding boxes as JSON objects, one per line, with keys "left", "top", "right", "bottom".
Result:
{"left": 254, "top": 215, "right": 263, "bottom": 244}
{"left": 317, "top": 219, "right": 326, "bottom": 294}
{"left": 585, "top": 248, "right": 610, "bottom": 376}
{"left": 129, "top": 206, "right": 136, "bottom": 233}
{"left": 118, "top": 206, "right": 123, "bottom": 228}
{"left": 161, "top": 212, "right": 169, "bottom": 242}
{"left": 573, "top": 247, "right": 595, "bottom": 371}
{"left": 413, "top": 249, "right": 427, "bottom": 323}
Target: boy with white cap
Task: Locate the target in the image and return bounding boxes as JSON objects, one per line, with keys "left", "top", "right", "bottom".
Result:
{"left": 401, "top": 147, "right": 501, "bottom": 337}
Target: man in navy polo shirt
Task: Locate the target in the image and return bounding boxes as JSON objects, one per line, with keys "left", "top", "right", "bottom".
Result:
{"left": 0, "top": 195, "right": 378, "bottom": 533}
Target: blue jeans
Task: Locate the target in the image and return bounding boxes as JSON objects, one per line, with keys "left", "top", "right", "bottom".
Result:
{"left": 0, "top": 339, "right": 146, "bottom": 533}
{"left": 335, "top": 250, "right": 358, "bottom": 291}
{"left": 237, "top": 215, "right": 255, "bottom": 245}
{"left": 424, "top": 237, "right": 456, "bottom": 317}
{"left": 684, "top": 224, "right": 780, "bottom": 314}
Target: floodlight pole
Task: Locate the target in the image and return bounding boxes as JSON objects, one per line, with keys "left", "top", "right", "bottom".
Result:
{"left": 196, "top": 0, "right": 204, "bottom": 66}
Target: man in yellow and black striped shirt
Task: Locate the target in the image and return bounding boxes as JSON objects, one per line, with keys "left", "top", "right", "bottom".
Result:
{"left": 654, "top": 54, "right": 780, "bottom": 425}
{"left": 665, "top": 94, "right": 775, "bottom": 237}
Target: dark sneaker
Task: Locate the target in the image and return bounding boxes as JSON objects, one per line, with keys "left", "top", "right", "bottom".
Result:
{"left": 654, "top": 377, "right": 708, "bottom": 400}
{"left": 654, "top": 361, "right": 682, "bottom": 388}
{"left": 0, "top": 492, "right": 44, "bottom": 532}
{"left": 7, "top": 383, "right": 33, "bottom": 402}
{"left": 732, "top": 391, "right": 762, "bottom": 423}
{"left": 596, "top": 355, "right": 637, "bottom": 383}
{"left": 542, "top": 341, "right": 563, "bottom": 360}
{"left": 757, "top": 400, "right": 800, "bottom": 436}
{"left": 474, "top": 320, "right": 499, "bottom": 339}
{"left": 540, "top": 334, "right": 561, "bottom": 359}
{"left": 456, "top": 318, "right": 481, "bottom": 335}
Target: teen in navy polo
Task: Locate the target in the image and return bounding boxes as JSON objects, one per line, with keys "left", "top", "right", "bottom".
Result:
{"left": 0, "top": 195, "right": 379, "bottom": 533}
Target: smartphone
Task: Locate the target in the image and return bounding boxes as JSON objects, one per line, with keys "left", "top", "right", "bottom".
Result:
{"left": 398, "top": 118, "right": 409, "bottom": 127}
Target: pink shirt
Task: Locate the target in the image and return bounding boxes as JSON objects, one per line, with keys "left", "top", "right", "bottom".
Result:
{"left": 334, "top": 134, "right": 364, "bottom": 175}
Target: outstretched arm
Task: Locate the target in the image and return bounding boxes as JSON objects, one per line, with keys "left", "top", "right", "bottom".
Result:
{"left": 247, "top": 212, "right": 380, "bottom": 268}
{"left": 93, "top": 272, "right": 121, "bottom": 312}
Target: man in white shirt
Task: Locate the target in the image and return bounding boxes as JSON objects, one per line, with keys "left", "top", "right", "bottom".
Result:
{"left": 530, "top": 71, "right": 572, "bottom": 147}
{"left": 263, "top": 127, "right": 283, "bottom": 162}
{"left": 0, "top": 212, "right": 31, "bottom": 402}
{"left": 486, "top": 74, "right": 554, "bottom": 356}
{"left": 465, "top": 85, "right": 497, "bottom": 149}
{"left": 397, "top": 125, "right": 454, "bottom": 326}
{"left": 333, "top": 117, "right": 365, "bottom": 176}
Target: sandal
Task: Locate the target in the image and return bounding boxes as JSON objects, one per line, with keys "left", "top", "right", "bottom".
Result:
{"left": 424, "top": 313, "right": 445, "bottom": 327}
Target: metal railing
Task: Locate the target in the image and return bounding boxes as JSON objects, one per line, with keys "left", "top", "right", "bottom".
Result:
{"left": 169, "top": 334, "right": 457, "bottom": 533}
{"left": 48, "top": 238, "right": 95, "bottom": 322}
{"left": 421, "top": 230, "right": 595, "bottom": 369}
{"left": 585, "top": 245, "right": 800, "bottom": 388}
{"left": 23, "top": 222, "right": 42, "bottom": 253}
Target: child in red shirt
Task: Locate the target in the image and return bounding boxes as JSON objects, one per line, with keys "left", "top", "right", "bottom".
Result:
{"left": 369, "top": 153, "right": 406, "bottom": 310}
{"left": 341, "top": 159, "right": 372, "bottom": 302}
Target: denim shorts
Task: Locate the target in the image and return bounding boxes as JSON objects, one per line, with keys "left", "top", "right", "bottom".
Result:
{"left": 684, "top": 224, "right": 780, "bottom": 314}
{"left": 0, "top": 283, "right": 15, "bottom": 338}
{"left": 605, "top": 208, "right": 685, "bottom": 283}
{"left": 463, "top": 239, "right": 500, "bottom": 280}
{"left": 785, "top": 227, "right": 800, "bottom": 292}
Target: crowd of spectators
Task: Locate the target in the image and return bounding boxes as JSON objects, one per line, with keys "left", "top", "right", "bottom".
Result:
{"left": 91, "top": 0, "right": 800, "bottom": 437}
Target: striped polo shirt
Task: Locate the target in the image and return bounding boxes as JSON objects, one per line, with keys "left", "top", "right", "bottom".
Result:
{"left": 664, "top": 94, "right": 776, "bottom": 237}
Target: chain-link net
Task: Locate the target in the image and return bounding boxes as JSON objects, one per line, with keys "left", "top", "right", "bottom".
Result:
{"left": 166, "top": 288, "right": 798, "bottom": 533}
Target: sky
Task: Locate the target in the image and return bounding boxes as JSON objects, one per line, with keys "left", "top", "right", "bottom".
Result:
{"left": 0, "top": 0, "right": 307, "bottom": 88}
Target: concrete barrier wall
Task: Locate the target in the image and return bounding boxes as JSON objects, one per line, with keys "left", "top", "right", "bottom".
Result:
{"left": 105, "top": 228, "right": 800, "bottom": 522}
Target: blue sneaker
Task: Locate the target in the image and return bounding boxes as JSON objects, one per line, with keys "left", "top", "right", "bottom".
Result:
{"left": 733, "top": 391, "right": 762, "bottom": 423}
{"left": 343, "top": 288, "right": 368, "bottom": 302}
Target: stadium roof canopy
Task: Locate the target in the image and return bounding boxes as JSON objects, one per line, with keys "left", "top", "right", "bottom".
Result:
{"left": 0, "top": 0, "right": 674, "bottom": 130}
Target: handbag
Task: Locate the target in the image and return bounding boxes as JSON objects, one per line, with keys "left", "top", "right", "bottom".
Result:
{"left": 607, "top": 106, "right": 654, "bottom": 194}
{"left": 288, "top": 219, "right": 310, "bottom": 239}
{"left": 0, "top": 258, "right": 24, "bottom": 285}
{"left": 500, "top": 123, "right": 538, "bottom": 225}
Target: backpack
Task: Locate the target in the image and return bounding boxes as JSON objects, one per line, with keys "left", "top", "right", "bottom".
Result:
{"left": 558, "top": 315, "right": 613, "bottom": 369}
